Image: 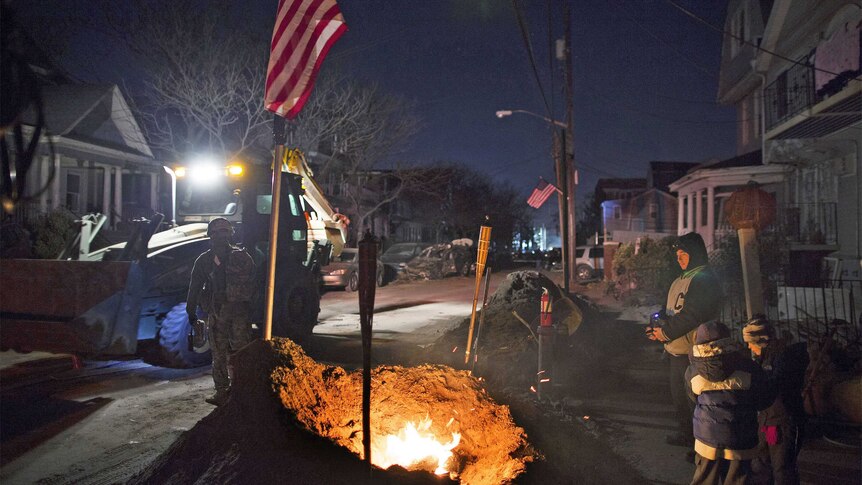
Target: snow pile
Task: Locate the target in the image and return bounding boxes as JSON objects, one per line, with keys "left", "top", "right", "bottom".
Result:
{"left": 131, "top": 338, "right": 533, "bottom": 485}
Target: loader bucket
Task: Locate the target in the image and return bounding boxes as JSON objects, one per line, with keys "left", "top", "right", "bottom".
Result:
{"left": 0, "top": 259, "right": 144, "bottom": 356}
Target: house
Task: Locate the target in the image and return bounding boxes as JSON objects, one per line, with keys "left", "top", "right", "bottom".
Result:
{"left": 668, "top": 150, "right": 788, "bottom": 251}
{"left": 15, "top": 84, "right": 163, "bottom": 229}
{"left": 601, "top": 189, "right": 678, "bottom": 244}
{"left": 717, "top": 0, "right": 861, "bottom": 284}
{"left": 599, "top": 164, "right": 695, "bottom": 244}
{"left": 594, "top": 178, "right": 647, "bottom": 203}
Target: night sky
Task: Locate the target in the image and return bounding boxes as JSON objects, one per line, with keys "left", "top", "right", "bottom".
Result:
{"left": 324, "top": 1, "right": 737, "bottom": 200}
{"left": 17, "top": 0, "right": 737, "bottom": 223}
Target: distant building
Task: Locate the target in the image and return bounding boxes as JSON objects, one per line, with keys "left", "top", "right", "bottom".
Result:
{"left": 601, "top": 189, "right": 678, "bottom": 244}
{"left": 594, "top": 178, "right": 647, "bottom": 203}
{"left": 16, "top": 84, "right": 162, "bottom": 228}
{"left": 648, "top": 161, "right": 699, "bottom": 192}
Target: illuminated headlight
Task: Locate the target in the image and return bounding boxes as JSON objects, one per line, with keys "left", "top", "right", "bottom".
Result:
{"left": 227, "top": 164, "right": 243, "bottom": 176}
{"left": 330, "top": 269, "right": 347, "bottom": 275}
{"left": 189, "top": 164, "right": 222, "bottom": 186}
{"left": 175, "top": 166, "right": 187, "bottom": 178}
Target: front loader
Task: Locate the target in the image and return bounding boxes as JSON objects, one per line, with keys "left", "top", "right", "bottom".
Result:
{"left": 0, "top": 167, "right": 337, "bottom": 368}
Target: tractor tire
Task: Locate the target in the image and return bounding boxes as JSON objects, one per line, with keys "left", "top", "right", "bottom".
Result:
{"left": 274, "top": 285, "right": 319, "bottom": 340}
{"left": 345, "top": 272, "right": 359, "bottom": 292}
{"left": 576, "top": 264, "right": 594, "bottom": 283}
{"left": 157, "top": 303, "right": 212, "bottom": 368}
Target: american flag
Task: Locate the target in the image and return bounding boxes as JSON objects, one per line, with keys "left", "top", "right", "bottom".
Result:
{"left": 264, "top": 0, "right": 348, "bottom": 118}
{"left": 526, "top": 178, "right": 558, "bottom": 209}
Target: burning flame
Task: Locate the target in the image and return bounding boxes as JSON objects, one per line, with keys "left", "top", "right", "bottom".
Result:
{"left": 372, "top": 417, "right": 461, "bottom": 476}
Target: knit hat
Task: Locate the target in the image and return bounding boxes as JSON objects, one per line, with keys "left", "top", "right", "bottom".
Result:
{"left": 742, "top": 314, "right": 772, "bottom": 347}
{"left": 207, "top": 217, "right": 233, "bottom": 237}
{"left": 691, "top": 321, "right": 738, "bottom": 358}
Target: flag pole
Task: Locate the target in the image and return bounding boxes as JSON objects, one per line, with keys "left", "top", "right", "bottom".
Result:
{"left": 263, "top": 114, "right": 286, "bottom": 340}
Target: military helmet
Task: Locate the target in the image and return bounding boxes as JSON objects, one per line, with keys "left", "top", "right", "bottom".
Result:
{"left": 207, "top": 217, "right": 233, "bottom": 237}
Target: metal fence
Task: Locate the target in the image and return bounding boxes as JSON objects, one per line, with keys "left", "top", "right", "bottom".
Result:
{"left": 764, "top": 58, "right": 816, "bottom": 131}
{"left": 614, "top": 262, "right": 862, "bottom": 356}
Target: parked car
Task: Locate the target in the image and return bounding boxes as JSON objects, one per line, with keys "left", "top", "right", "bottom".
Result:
{"left": 321, "top": 248, "right": 384, "bottom": 291}
{"left": 403, "top": 242, "right": 473, "bottom": 279}
{"left": 380, "top": 242, "right": 431, "bottom": 273}
{"left": 575, "top": 245, "right": 604, "bottom": 282}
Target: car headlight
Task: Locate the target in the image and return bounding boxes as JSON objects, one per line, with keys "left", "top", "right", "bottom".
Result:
{"left": 330, "top": 269, "right": 347, "bottom": 275}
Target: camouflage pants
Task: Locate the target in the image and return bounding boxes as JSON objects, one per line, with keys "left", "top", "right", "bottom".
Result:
{"left": 208, "top": 302, "right": 252, "bottom": 391}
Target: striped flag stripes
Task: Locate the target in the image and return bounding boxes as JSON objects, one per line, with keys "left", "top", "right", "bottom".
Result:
{"left": 526, "top": 178, "right": 558, "bottom": 209}
{"left": 264, "top": 0, "right": 348, "bottom": 118}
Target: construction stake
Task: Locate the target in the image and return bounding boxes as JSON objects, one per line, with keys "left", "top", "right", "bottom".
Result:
{"left": 470, "top": 266, "right": 493, "bottom": 373}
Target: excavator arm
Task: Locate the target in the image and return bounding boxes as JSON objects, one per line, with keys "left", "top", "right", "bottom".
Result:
{"left": 285, "top": 150, "right": 347, "bottom": 257}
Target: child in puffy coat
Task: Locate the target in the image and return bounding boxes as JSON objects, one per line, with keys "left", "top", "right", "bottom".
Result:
{"left": 686, "top": 321, "right": 776, "bottom": 485}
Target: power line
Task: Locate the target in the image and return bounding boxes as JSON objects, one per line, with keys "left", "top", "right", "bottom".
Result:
{"left": 663, "top": 0, "right": 862, "bottom": 81}
{"left": 604, "top": 0, "right": 716, "bottom": 80}
{"left": 510, "top": 0, "right": 554, "bottom": 120}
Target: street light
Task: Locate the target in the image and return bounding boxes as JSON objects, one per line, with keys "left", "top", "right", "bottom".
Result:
{"left": 495, "top": 110, "right": 567, "bottom": 129}
{"left": 496, "top": 108, "right": 575, "bottom": 293}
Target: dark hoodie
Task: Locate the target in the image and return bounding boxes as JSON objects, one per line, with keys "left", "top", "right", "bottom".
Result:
{"left": 661, "top": 232, "right": 722, "bottom": 353}
{"left": 685, "top": 334, "right": 775, "bottom": 460}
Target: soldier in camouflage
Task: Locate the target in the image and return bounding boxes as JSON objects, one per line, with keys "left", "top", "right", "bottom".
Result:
{"left": 187, "top": 218, "right": 256, "bottom": 406}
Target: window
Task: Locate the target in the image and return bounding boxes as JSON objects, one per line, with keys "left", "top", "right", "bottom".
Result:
{"left": 649, "top": 203, "right": 658, "bottom": 219}
{"left": 731, "top": 6, "right": 747, "bottom": 57}
{"left": 65, "top": 172, "right": 81, "bottom": 212}
{"left": 753, "top": 92, "right": 761, "bottom": 137}
{"left": 613, "top": 206, "right": 621, "bottom": 219}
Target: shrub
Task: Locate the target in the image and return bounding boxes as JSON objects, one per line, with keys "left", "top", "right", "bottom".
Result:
{"left": 612, "top": 236, "right": 678, "bottom": 294}
{"left": 28, "top": 209, "right": 77, "bottom": 259}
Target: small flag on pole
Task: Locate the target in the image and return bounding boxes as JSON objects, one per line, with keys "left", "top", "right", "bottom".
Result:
{"left": 526, "top": 178, "right": 558, "bottom": 209}
{"left": 265, "top": 0, "right": 348, "bottom": 118}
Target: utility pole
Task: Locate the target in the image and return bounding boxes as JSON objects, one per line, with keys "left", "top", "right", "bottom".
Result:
{"left": 563, "top": 2, "right": 577, "bottom": 291}
{"left": 554, "top": 129, "right": 570, "bottom": 294}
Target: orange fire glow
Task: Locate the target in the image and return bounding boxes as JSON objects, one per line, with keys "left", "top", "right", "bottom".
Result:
{"left": 372, "top": 417, "right": 461, "bottom": 476}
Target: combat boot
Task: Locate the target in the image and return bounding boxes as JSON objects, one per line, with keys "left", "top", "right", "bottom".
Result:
{"left": 206, "top": 388, "right": 230, "bottom": 406}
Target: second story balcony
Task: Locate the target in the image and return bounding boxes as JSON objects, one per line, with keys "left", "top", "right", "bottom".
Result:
{"left": 764, "top": 57, "right": 861, "bottom": 140}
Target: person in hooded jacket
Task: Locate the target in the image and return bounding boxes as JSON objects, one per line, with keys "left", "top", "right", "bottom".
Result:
{"left": 686, "top": 321, "right": 776, "bottom": 485}
{"left": 187, "top": 218, "right": 256, "bottom": 406}
{"left": 646, "top": 232, "right": 722, "bottom": 452}
{"left": 743, "top": 316, "right": 808, "bottom": 485}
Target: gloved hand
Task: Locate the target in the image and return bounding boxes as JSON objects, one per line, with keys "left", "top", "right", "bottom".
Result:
{"left": 645, "top": 325, "right": 670, "bottom": 342}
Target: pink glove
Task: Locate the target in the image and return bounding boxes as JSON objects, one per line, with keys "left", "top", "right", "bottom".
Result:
{"left": 761, "top": 425, "right": 779, "bottom": 445}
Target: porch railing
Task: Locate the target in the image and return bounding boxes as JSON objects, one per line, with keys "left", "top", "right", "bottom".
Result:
{"left": 764, "top": 60, "right": 817, "bottom": 131}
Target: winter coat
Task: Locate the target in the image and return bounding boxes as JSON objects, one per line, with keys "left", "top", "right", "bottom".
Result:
{"left": 755, "top": 340, "right": 809, "bottom": 426}
{"left": 662, "top": 233, "right": 722, "bottom": 355}
{"left": 187, "top": 245, "right": 256, "bottom": 316}
{"left": 686, "top": 338, "right": 776, "bottom": 460}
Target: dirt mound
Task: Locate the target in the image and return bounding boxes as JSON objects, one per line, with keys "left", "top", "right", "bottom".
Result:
{"left": 426, "top": 271, "right": 604, "bottom": 390}
{"left": 131, "top": 339, "right": 533, "bottom": 485}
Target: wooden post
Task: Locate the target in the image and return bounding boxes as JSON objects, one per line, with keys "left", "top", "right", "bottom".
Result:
{"left": 263, "top": 115, "right": 286, "bottom": 340}
{"left": 358, "top": 230, "right": 378, "bottom": 471}
{"left": 738, "top": 228, "right": 765, "bottom": 319}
